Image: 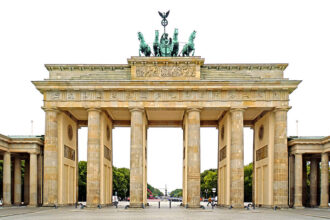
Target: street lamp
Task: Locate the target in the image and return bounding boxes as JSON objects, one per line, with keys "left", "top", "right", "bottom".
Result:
{"left": 212, "top": 188, "right": 216, "bottom": 200}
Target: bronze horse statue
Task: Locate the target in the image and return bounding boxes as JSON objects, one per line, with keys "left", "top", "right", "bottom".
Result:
{"left": 138, "top": 32, "right": 151, "bottom": 57}
{"left": 181, "top": 31, "right": 196, "bottom": 56}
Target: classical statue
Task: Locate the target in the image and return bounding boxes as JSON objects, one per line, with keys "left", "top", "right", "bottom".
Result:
{"left": 137, "top": 11, "right": 196, "bottom": 57}
{"left": 171, "top": 28, "right": 179, "bottom": 57}
{"left": 138, "top": 32, "right": 151, "bottom": 57}
{"left": 181, "top": 31, "right": 196, "bottom": 56}
{"left": 153, "top": 30, "right": 160, "bottom": 56}
{"left": 159, "top": 32, "right": 172, "bottom": 56}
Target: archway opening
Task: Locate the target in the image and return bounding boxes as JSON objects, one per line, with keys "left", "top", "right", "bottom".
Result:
{"left": 200, "top": 127, "right": 218, "bottom": 205}
{"left": 147, "top": 128, "right": 183, "bottom": 206}
{"left": 112, "top": 127, "right": 130, "bottom": 203}
{"left": 243, "top": 127, "right": 254, "bottom": 203}
{"left": 78, "top": 127, "right": 88, "bottom": 202}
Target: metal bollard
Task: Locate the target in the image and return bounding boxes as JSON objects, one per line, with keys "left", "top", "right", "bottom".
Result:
{"left": 158, "top": 201, "right": 160, "bottom": 208}
{"left": 169, "top": 200, "right": 171, "bottom": 208}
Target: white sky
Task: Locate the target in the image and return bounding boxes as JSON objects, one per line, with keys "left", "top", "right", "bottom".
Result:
{"left": 1, "top": 0, "right": 329, "bottom": 193}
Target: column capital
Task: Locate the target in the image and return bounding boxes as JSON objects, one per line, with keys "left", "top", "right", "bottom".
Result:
{"left": 86, "top": 108, "right": 102, "bottom": 113}
{"left": 42, "top": 107, "right": 60, "bottom": 113}
{"left": 186, "top": 107, "right": 202, "bottom": 113}
{"left": 274, "top": 106, "right": 292, "bottom": 112}
{"left": 129, "top": 107, "right": 145, "bottom": 113}
{"left": 229, "top": 107, "right": 247, "bottom": 113}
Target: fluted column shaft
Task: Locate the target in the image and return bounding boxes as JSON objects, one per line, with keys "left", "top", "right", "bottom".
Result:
{"left": 310, "top": 158, "right": 318, "bottom": 207}
{"left": 320, "top": 153, "right": 329, "bottom": 208}
{"left": 129, "top": 107, "right": 145, "bottom": 208}
{"left": 294, "top": 153, "right": 303, "bottom": 207}
{"left": 230, "top": 108, "right": 244, "bottom": 208}
{"left": 87, "top": 108, "right": 101, "bottom": 207}
{"left": 29, "top": 153, "right": 38, "bottom": 206}
{"left": 186, "top": 108, "right": 201, "bottom": 208}
{"left": 14, "top": 157, "right": 21, "bottom": 205}
{"left": 43, "top": 108, "right": 58, "bottom": 205}
{"left": 3, "top": 152, "right": 11, "bottom": 206}
{"left": 273, "top": 107, "right": 290, "bottom": 207}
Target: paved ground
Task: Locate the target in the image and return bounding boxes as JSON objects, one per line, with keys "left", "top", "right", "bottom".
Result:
{"left": 0, "top": 202, "right": 329, "bottom": 219}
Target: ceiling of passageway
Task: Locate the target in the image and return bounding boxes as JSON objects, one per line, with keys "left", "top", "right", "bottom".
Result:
{"left": 62, "top": 107, "right": 272, "bottom": 128}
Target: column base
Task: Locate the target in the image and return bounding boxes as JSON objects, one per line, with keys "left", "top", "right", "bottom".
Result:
{"left": 129, "top": 203, "right": 145, "bottom": 208}
{"left": 319, "top": 205, "right": 329, "bottom": 209}
{"left": 294, "top": 205, "right": 305, "bottom": 209}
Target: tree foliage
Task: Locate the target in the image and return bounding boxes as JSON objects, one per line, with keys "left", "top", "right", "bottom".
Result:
{"left": 170, "top": 188, "right": 182, "bottom": 197}
{"left": 147, "top": 184, "right": 164, "bottom": 197}
{"left": 244, "top": 162, "right": 253, "bottom": 202}
{"left": 78, "top": 161, "right": 87, "bottom": 201}
{"left": 201, "top": 169, "right": 217, "bottom": 198}
{"left": 112, "top": 167, "right": 130, "bottom": 199}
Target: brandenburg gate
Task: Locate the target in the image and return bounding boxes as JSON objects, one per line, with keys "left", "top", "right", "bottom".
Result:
{"left": 32, "top": 56, "right": 301, "bottom": 208}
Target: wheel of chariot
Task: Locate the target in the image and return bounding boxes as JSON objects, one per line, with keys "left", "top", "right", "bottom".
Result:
{"left": 161, "top": 19, "right": 168, "bottom": 27}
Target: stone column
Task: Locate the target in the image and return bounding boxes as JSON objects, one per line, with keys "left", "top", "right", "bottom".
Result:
{"left": 37, "top": 153, "right": 43, "bottom": 205}
{"left": 289, "top": 154, "right": 295, "bottom": 207}
{"left": 3, "top": 152, "right": 11, "bottom": 206}
{"left": 129, "top": 107, "right": 144, "bottom": 208}
{"left": 273, "top": 107, "right": 290, "bottom": 207}
{"left": 320, "top": 153, "right": 329, "bottom": 208}
{"left": 294, "top": 153, "right": 303, "bottom": 207}
{"left": 302, "top": 159, "right": 307, "bottom": 206}
{"left": 87, "top": 108, "right": 101, "bottom": 207}
{"left": 186, "top": 108, "right": 201, "bottom": 208}
{"left": 230, "top": 108, "right": 244, "bottom": 208}
{"left": 43, "top": 108, "right": 59, "bottom": 206}
{"left": 310, "top": 158, "right": 318, "bottom": 207}
{"left": 29, "top": 153, "right": 38, "bottom": 206}
{"left": 14, "top": 157, "right": 22, "bottom": 205}
{"left": 24, "top": 159, "right": 30, "bottom": 204}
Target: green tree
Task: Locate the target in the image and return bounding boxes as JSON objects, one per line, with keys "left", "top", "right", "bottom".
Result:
{"left": 78, "top": 161, "right": 87, "bottom": 201}
{"left": 112, "top": 167, "right": 130, "bottom": 199}
{"left": 244, "top": 163, "right": 253, "bottom": 202}
{"left": 201, "top": 169, "right": 217, "bottom": 198}
{"left": 147, "top": 184, "right": 164, "bottom": 197}
{"left": 170, "top": 189, "right": 182, "bottom": 197}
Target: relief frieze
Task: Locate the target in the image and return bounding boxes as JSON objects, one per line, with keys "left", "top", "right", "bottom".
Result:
{"left": 135, "top": 64, "right": 196, "bottom": 78}
{"left": 46, "top": 90, "right": 288, "bottom": 102}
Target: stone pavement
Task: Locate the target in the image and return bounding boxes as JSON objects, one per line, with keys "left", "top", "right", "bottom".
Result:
{"left": 0, "top": 202, "right": 329, "bottom": 220}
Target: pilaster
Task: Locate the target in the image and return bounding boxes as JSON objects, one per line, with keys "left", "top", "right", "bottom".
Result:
{"left": 294, "top": 153, "right": 303, "bottom": 208}
{"left": 320, "top": 153, "right": 329, "bottom": 208}
{"left": 3, "top": 152, "right": 11, "bottom": 206}
{"left": 29, "top": 153, "right": 38, "bottom": 206}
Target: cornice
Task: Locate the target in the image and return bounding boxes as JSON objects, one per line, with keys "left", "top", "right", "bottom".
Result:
{"left": 202, "top": 63, "right": 288, "bottom": 71}
{"left": 45, "top": 64, "right": 130, "bottom": 71}
{"left": 45, "top": 62, "right": 287, "bottom": 72}
{"left": 288, "top": 136, "right": 330, "bottom": 146}
{"left": 32, "top": 80, "right": 301, "bottom": 92}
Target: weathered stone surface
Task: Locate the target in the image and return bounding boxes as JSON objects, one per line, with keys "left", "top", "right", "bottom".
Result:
{"left": 129, "top": 107, "right": 146, "bottom": 208}
{"left": 294, "top": 154, "right": 302, "bottom": 207}
{"left": 14, "top": 157, "right": 21, "bottom": 205}
{"left": 87, "top": 109, "right": 101, "bottom": 207}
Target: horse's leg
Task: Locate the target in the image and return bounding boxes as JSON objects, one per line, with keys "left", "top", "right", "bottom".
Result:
{"left": 139, "top": 49, "right": 141, "bottom": 56}
{"left": 192, "top": 49, "right": 195, "bottom": 56}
